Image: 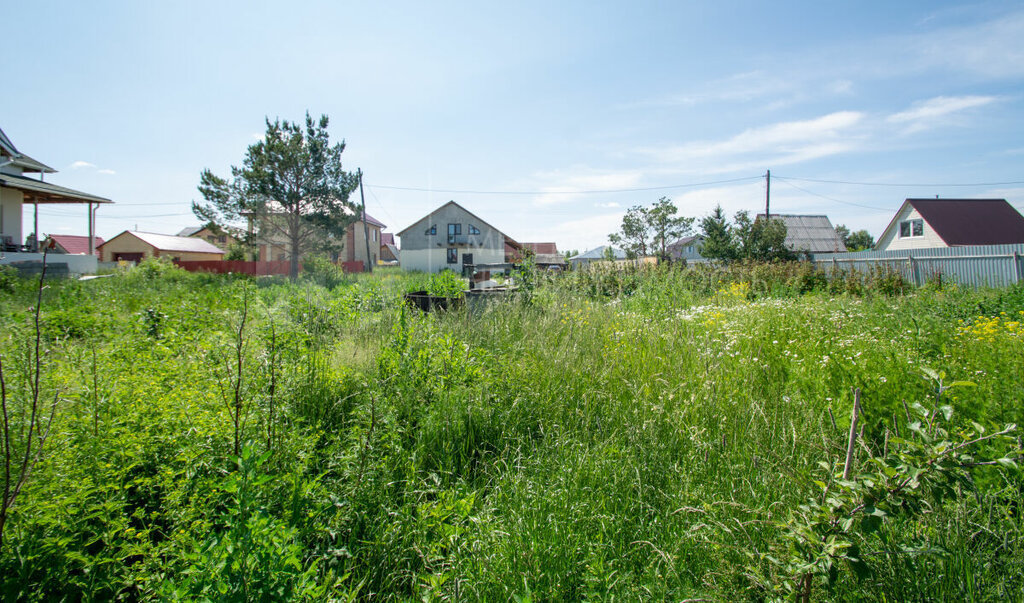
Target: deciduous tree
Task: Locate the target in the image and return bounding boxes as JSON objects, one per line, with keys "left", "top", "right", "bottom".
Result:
{"left": 609, "top": 197, "right": 693, "bottom": 261}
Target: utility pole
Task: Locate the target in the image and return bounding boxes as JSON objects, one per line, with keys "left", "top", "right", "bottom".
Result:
{"left": 358, "top": 168, "right": 373, "bottom": 274}
{"left": 764, "top": 169, "right": 771, "bottom": 219}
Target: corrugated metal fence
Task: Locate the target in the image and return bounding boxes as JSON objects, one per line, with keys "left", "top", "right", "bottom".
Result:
{"left": 810, "top": 244, "right": 1024, "bottom": 287}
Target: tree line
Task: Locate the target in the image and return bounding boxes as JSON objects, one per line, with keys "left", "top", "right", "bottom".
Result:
{"left": 608, "top": 200, "right": 875, "bottom": 263}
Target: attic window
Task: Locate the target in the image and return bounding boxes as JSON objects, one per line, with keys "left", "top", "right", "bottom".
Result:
{"left": 468, "top": 224, "right": 481, "bottom": 235}
{"left": 425, "top": 225, "right": 436, "bottom": 235}
{"left": 899, "top": 219, "right": 923, "bottom": 238}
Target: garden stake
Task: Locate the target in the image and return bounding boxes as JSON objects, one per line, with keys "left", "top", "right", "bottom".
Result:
{"left": 843, "top": 388, "right": 861, "bottom": 481}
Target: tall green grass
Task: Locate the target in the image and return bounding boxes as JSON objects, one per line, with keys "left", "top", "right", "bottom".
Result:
{"left": 0, "top": 259, "right": 1020, "bottom": 600}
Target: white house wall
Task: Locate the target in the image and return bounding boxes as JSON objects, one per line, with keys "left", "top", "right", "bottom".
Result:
{"left": 877, "top": 205, "right": 947, "bottom": 250}
{"left": 0, "top": 188, "right": 24, "bottom": 244}
{"left": 400, "top": 247, "right": 504, "bottom": 273}
{"left": 398, "top": 202, "right": 509, "bottom": 273}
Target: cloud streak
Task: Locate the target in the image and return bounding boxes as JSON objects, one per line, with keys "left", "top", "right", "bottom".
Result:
{"left": 70, "top": 160, "right": 116, "bottom": 175}
{"left": 886, "top": 95, "right": 997, "bottom": 134}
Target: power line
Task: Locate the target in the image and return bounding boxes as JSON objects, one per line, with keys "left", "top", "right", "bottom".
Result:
{"left": 773, "top": 177, "right": 893, "bottom": 211}
{"left": 776, "top": 175, "right": 1024, "bottom": 187}
{"left": 366, "top": 175, "right": 764, "bottom": 195}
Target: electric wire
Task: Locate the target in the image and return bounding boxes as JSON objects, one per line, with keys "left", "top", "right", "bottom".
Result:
{"left": 774, "top": 175, "right": 1024, "bottom": 187}
{"left": 773, "top": 177, "right": 894, "bottom": 212}
{"left": 365, "top": 175, "right": 764, "bottom": 195}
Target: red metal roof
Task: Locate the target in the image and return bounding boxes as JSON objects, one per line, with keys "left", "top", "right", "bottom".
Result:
{"left": 381, "top": 232, "right": 395, "bottom": 246}
{"left": 48, "top": 234, "right": 105, "bottom": 256}
{"left": 361, "top": 212, "right": 386, "bottom": 229}
{"left": 521, "top": 242, "right": 559, "bottom": 254}
{"left": 906, "top": 199, "right": 1024, "bottom": 245}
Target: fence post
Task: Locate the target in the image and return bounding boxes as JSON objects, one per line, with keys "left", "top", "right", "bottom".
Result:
{"left": 1015, "top": 251, "right": 1021, "bottom": 284}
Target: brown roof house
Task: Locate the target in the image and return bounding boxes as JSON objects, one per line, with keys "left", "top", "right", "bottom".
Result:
{"left": 875, "top": 199, "right": 1024, "bottom": 251}
{"left": 98, "top": 231, "right": 224, "bottom": 263}
{"left": 340, "top": 213, "right": 385, "bottom": 268}
{"left": 511, "top": 241, "right": 568, "bottom": 269}
{"left": 178, "top": 225, "right": 238, "bottom": 249}
{"left": 380, "top": 232, "right": 400, "bottom": 263}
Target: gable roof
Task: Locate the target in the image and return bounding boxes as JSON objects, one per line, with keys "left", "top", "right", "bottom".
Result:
{"left": 0, "top": 127, "right": 56, "bottom": 173}
{"left": 99, "top": 231, "right": 224, "bottom": 254}
{"left": 767, "top": 214, "right": 846, "bottom": 253}
{"left": 521, "top": 242, "right": 559, "bottom": 255}
{"left": 569, "top": 245, "right": 626, "bottom": 260}
{"left": 381, "top": 232, "right": 396, "bottom": 246}
{"left": 669, "top": 235, "right": 704, "bottom": 248}
{"left": 177, "top": 226, "right": 204, "bottom": 237}
{"left": 0, "top": 172, "right": 110, "bottom": 203}
{"left": 47, "top": 234, "right": 106, "bottom": 256}
{"left": 396, "top": 201, "right": 515, "bottom": 243}
{"left": 902, "top": 199, "right": 1024, "bottom": 245}
{"left": 359, "top": 212, "right": 386, "bottom": 229}
{"left": 0, "top": 127, "right": 18, "bottom": 157}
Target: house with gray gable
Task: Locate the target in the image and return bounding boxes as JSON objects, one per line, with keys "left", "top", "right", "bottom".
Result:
{"left": 397, "top": 201, "right": 518, "bottom": 273}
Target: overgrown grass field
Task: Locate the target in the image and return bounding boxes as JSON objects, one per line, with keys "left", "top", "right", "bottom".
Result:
{"left": 0, "top": 260, "right": 1021, "bottom": 600}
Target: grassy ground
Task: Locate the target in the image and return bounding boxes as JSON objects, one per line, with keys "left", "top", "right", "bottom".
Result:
{"left": 0, "top": 259, "right": 1021, "bottom": 600}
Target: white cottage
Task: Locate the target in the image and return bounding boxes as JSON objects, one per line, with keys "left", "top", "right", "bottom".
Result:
{"left": 397, "top": 201, "right": 518, "bottom": 273}
{"left": 875, "top": 199, "right": 1024, "bottom": 251}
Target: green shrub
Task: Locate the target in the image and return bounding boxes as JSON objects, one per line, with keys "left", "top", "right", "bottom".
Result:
{"left": 425, "top": 270, "right": 465, "bottom": 298}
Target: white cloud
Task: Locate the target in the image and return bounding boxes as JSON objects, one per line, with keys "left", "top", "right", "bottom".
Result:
{"left": 912, "top": 11, "right": 1024, "bottom": 79}
{"left": 633, "top": 111, "right": 865, "bottom": 173}
{"left": 829, "top": 80, "right": 853, "bottom": 95}
{"left": 529, "top": 211, "right": 626, "bottom": 252}
{"left": 526, "top": 167, "right": 644, "bottom": 206}
{"left": 631, "top": 71, "right": 790, "bottom": 108}
{"left": 70, "top": 160, "right": 116, "bottom": 175}
{"left": 595, "top": 201, "right": 620, "bottom": 208}
{"left": 887, "top": 95, "right": 996, "bottom": 130}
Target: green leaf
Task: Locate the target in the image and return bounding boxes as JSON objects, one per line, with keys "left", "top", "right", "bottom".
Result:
{"left": 947, "top": 380, "right": 976, "bottom": 389}
{"left": 861, "top": 514, "right": 883, "bottom": 534}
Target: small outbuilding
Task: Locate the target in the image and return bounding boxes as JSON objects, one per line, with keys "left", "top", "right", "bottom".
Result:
{"left": 98, "top": 231, "right": 224, "bottom": 263}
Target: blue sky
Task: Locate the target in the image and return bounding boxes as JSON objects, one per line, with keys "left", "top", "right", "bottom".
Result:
{"left": 4, "top": 1, "right": 1024, "bottom": 252}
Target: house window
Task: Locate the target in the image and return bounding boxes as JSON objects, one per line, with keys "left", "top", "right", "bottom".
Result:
{"left": 447, "top": 223, "right": 462, "bottom": 244}
{"left": 446, "top": 248, "right": 457, "bottom": 263}
{"left": 425, "top": 225, "right": 436, "bottom": 235}
{"left": 899, "top": 219, "right": 924, "bottom": 238}
{"left": 468, "top": 224, "right": 481, "bottom": 235}
{"left": 372, "top": 230, "right": 378, "bottom": 242}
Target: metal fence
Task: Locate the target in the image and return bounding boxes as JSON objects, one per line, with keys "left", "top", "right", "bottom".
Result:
{"left": 810, "top": 244, "right": 1024, "bottom": 288}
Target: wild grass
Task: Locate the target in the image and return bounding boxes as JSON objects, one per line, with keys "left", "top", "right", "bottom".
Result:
{"left": 0, "top": 258, "right": 1021, "bottom": 600}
